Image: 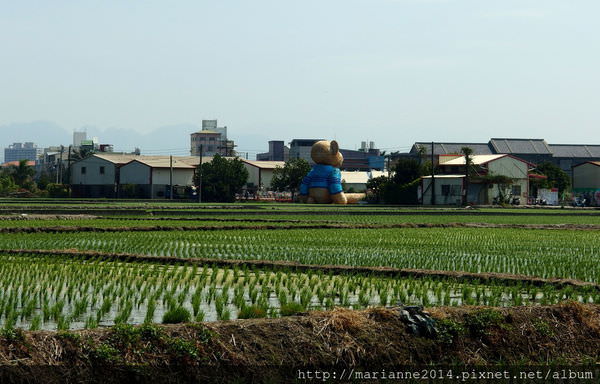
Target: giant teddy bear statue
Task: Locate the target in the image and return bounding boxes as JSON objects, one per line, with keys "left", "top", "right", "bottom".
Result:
{"left": 298, "top": 140, "right": 365, "bottom": 204}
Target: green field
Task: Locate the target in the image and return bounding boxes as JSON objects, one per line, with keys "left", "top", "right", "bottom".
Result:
{"left": 1, "top": 253, "right": 596, "bottom": 331}
{"left": 0, "top": 200, "right": 598, "bottom": 330}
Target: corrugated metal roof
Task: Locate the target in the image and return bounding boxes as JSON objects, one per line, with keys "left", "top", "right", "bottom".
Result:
{"left": 92, "top": 153, "right": 143, "bottom": 164}
{"left": 439, "top": 154, "right": 508, "bottom": 165}
{"left": 489, "top": 138, "right": 552, "bottom": 154}
{"left": 369, "top": 170, "right": 387, "bottom": 178}
{"left": 241, "top": 159, "right": 286, "bottom": 169}
{"left": 573, "top": 161, "right": 600, "bottom": 168}
{"left": 89, "top": 154, "right": 217, "bottom": 167}
{"left": 412, "top": 142, "right": 494, "bottom": 155}
{"left": 341, "top": 171, "right": 370, "bottom": 184}
{"left": 549, "top": 144, "right": 600, "bottom": 158}
{"left": 126, "top": 159, "right": 195, "bottom": 169}
{"left": 412, "top": 139, "right": 600, "bottom": 158}
{"left": 422, "top": 174, "right": 466, "bottom": 179}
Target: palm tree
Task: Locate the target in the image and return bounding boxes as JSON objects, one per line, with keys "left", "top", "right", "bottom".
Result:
{"left": 461, "top": 147, "right": 473, "bottom": 205}
{"left": 70, "top": 147, "right": 94, "bottom": 162}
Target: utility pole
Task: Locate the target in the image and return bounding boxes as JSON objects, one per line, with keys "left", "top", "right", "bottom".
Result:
{"left": 66, "top": 145, "right": 72, "bottom": 185}
{"left": 169, "top": 155, "right": 173, "bottom": 200}
{"left": 430, "top": 141, "right": 435, "bottom": 205}
{"left": 387, "top": 155, "right": 391, "bottom": 178}
{"left": 198, "top": 145, "right": 203, "bottom": 203}
{"left": 58, "top": 145, "right": 65, "bottom": 184}
{"left": 66, "top": 145, "right": 72, "bottom": 195}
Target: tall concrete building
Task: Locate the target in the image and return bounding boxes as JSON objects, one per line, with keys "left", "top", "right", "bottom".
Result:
{"left": 257, "top": 140, "right": 288, "bottom": 161}
{"left": 73, "top": 131, "right": 87, "bottom": 147}
{"left": 288, "top": 139, "right": 323, "bottom": 164}
{"left": 4, "top": 142, "right": 40, "bottom": 163}
{"left": 288, "top": 139, "right": 383, "bottom": 170}
{"left": 191, "top": 120, "right": 235, "bottom": 157}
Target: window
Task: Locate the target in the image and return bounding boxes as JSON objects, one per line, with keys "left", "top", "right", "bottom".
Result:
{"left": 81, "top": 167, "right": 86, "bottom": 175}
{"left": 99, "top": 166, "right": 105, "bottom": 175}
{"left": 512, "top": 185, "right": 521, "bottom": 195}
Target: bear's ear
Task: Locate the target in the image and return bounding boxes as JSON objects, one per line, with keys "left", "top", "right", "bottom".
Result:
{"left": 330, "top": 140, "right": 339, "bottom": 155}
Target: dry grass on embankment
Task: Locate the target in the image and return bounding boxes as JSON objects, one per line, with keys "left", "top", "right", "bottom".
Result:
{"left": 0, "top": 303, "right": 599, "bottom": 383}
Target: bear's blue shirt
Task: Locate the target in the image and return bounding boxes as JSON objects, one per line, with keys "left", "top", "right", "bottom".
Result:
{"left": 299, "top": 164, "right": 343, "bottom": 196}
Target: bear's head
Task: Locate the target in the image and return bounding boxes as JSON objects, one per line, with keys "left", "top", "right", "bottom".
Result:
{"left": 311, "top": 140, "right": 343, "bottom": 168}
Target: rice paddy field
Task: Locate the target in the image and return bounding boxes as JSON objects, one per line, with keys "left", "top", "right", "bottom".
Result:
{"left": 0, "top": 199, "right": 599, "bottom": 331}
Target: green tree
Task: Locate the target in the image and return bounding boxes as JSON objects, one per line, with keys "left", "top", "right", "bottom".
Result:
{"left": 8, "top": 160, "right": 36, "bottom": 190}
{"left": 0, "top": 175, "right": 17, "bottom": 196}
{"left": 46, "top": 183, "right": 70, "bottom": 198}
{"left": 270, "top": 158, "right": 311, "bottom": 200}
{"left": 70, "top": 147, "right": 94, "bottom": 162}
{"left": 391, "top": 158, "right": 423, "bottom": 186}
{"left": 533, "top": 162, "right": 571, "bottom": 196}
{"left": 366, "top": 175, "right": 388, "bottom": 203}
{"left": 36, "top": 171, "right": 53, "bottom": 191}
{"left": 194, "top": 154, "right": 249, "bottom": 202}
{"left": 379, "top": 158, "right": 424, "bottom": 204}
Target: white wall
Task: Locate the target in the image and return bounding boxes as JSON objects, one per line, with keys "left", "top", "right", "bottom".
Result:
{"left": 243, "top": 164, "right": 261, "bottom": 187}
{"left": 487, "top": 156, "right": 529, "bottom": 204}
{"left": 152, "top": 168, "right": 195, "bottom": 185}
{"left": 71, "top": 156, "right": 116, "bottom": 185}
{"left": 422, "top": 177, "right": 464, "bottom": 205}
{"left": 488, "top": 156, "right": 529, "bottom": 180}
{"left": 120, "top": 162, "right": 150, "bottom": 185}
{"left": 259, "top": 168, "right": 276, "bottom": 189}
{"left": 242, "top": 164, "right": 278, "bottom": 189}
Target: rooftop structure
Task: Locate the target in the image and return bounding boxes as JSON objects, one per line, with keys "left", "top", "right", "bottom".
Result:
{"left": 410, "top": 138, "right": 600, "bottom": 177}
{"left": 4, "top": 142, "right": 40, "bottom": 163}
{"left": 191, "top": 120, "right": 235, "bottom": 157}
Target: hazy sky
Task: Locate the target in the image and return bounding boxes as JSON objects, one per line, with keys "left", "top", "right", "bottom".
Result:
{"left": 1, "top": 0, "right": 599, "bottom": 156}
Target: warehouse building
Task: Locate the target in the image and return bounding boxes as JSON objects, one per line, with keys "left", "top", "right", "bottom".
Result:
{"left": 70, "top": 154, "right": 137, "bottom": 198}
{"left": 421, "top": 154, "right": 531, "bottom": 205}
{"left": 240, "top": 159, "right": 285, "bottom": 192}
{"left": 71, "top": 154, "right": 205, "bottom": 198}
{"left": 572, "top": 161, "right": 600, "bottom": 206}
{"left": 410, "top": 138, "right": 600, "bottom": 177}
{"left": 119, "top": 157, "right": 204, "bottom": 199}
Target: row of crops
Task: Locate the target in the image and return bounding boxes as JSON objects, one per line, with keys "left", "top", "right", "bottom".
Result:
{"left": 2, "top": 201, "right": 598, "bottom": 332}
{"left": 2, "top": 213, "right": 600, "bottom": 228}
{"left": 1, "top": 253, "right": 597, "bottom": 331}
{"left": 2, "top": 227, "right": 598, "bottom": 283}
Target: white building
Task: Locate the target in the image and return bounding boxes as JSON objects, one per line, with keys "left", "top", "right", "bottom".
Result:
{"left": 70, "top": 154, "right": 140, "bottom": 197}
{"left": 341, "top": 170, "right": 387, "bottom": 192}
{"left": 73, "top": 131, "right": 87, "bottom": 147}
{"left": 240, "top": 159, "right": 286, "bottom": 191}
{"left": 190, "top": 120, "right": 235, "bottom": 157}
{"left": 120, "top": 157, "right": 201, "bottom": 199}
{"left": 573, "top": 161, "right": 600, "bottom": 206}
{"left": 71, "top": 153, "right": 221, "bottom": 198}
{"left": 422, "top": 154, "right": 531, "bottom": 205}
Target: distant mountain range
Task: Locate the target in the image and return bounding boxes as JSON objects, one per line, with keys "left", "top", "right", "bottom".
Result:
{"left": 0, "top": 121, "right": 270, "bottom": 162}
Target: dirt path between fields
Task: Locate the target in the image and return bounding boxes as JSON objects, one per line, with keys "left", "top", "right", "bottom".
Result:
{"left": 0, "top": 214, "right": 98, "bottom": 220}
{"left": 3, "top": 248, "right": 599, "bottom": 291}
{"left": 1, "top": 222, "right": 600, "bottom": 233}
